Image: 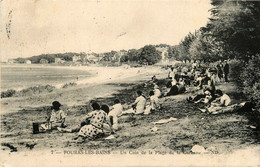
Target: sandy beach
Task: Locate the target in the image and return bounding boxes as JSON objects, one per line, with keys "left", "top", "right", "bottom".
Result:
{"left": 1, "top": 65, "right": 166, "bottom": 114}
{"left": 1, "top": 65, "right": 259, "bottom": 166}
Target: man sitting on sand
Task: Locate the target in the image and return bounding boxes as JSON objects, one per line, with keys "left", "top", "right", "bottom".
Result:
{"left": 123, "top": 90, "right": 146, "bottom": 115}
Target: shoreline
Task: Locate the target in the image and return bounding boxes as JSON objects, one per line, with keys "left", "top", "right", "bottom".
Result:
{"left": 1, "top": 65, "right": 166, "bottom": 114}
{"left": 1, "top": 64, "right": 163, "bottom": 91}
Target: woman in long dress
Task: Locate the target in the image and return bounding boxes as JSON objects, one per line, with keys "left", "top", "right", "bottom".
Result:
{"left": 58, "top": 102, "right": 111, "bottom": 141}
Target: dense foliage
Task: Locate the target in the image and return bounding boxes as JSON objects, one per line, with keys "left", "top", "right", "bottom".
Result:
{"left": 15, "top": 46, "right": 162, "bottom": 65}
{"left": 172, "top": 0, "right": 260, "bottom": 110}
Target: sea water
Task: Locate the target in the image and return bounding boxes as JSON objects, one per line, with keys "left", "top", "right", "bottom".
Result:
{"left": 1, "top": 64, "right": 91, "bottom": 91}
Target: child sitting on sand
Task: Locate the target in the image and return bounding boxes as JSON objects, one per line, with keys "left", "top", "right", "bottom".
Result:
{"left": 108, "top": 99, "right": 123, "bottom": 131}
{"left": 47, "top": 101, "right": 66, "bottom": 129}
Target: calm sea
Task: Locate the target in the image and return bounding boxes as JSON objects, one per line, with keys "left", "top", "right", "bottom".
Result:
{"left": 1, "top": 65, "right": 91, "bottom": 90}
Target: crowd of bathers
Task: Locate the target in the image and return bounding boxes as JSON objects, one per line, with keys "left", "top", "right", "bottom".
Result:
{"left": 41, "top": 60, "right": 255, "bottom": 142}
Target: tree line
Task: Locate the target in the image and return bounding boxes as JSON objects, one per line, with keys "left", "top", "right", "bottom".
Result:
{"left": 15, "top": 45, "right": 164, "bottom": 65}
{"left": 170, "top": 0, "right": 260, "bottom": 110}
{"left": 170, "top": 0, "right": 260, "bottom": 62}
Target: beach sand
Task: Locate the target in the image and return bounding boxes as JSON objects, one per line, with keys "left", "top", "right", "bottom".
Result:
{"left": 0, "top": 66, "right": 259, "bottom": 166}
{"left": 1, "top": 65, "right": 166, "bottom": 114}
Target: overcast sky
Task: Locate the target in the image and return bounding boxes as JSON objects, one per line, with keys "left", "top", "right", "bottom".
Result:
{"left": 0, "top": 0, "right": 211, "bottom": 60}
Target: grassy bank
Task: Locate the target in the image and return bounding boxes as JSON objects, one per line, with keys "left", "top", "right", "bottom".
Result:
{"left": 1, "top": 77, "right": 259, "bottom": 154}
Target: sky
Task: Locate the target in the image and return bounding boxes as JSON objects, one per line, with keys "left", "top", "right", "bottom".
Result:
{"left": 0, "top": 0, "right": 212, "bottom": 61}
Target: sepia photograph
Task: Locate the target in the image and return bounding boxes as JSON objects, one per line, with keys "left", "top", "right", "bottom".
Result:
{"left": 0, "top": 0, "right": 260, "bottom": 166}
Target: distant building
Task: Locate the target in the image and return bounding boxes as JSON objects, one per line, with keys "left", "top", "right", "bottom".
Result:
{"left": 7, "top": 59, "right": 15, "bottom": 64}
{"left": 156, "top": 46, "right": 169, "bottom": 64}
{"left": 84, "top": 54, "right": 99, "bottom": 63}
{"left": 40, "top": 59, "right": 49, "bottom": 64}
{"left": 72, "top": 55, "right": 81, "bottom": 62}
{"left": 55, "top": 58, "right": 65, "bottom": 64}
{"left": 112, "top": 51, "right": 127, "bottom": 63}
{"left": 25, "top": 60, "right": 32, "bottom": 64}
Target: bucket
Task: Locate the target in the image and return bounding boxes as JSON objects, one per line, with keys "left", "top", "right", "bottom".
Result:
{"left": 32, "top": 122, "right": 40, "bottom": 134}
{"left": 32, "top": 122, "right": 52, "bottom": 134}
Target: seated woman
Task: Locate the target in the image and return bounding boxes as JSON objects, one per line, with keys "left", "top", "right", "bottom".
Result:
{"left": 58, "top": 102, "right": 111, "bottom": 140}
{"left": 123, "top": 90, "right": 146, "bottom": 115}
{"left": 195, "top": 73, "right": 205, "bottom": 89}
{"left": 206, "top": 75, "right": 216, "bottom": 98}
{"left": 205, "top": 90, "right": 233, "bottom": 114}
{"left": 108, "top": 99, "right": 123, "bottom": 131}
{"left": 194, "top": 90, "right": 212, "bottom": 105}
{"left": 76, "top": 103, "right": 111, "bottom": 140}
{"left": 166, "top": 78, "right": 177, "bottom": 89}
{"left": 151, "top": 75, "right": 158, "bottom": 83}
{"left": 144, "top": 91, "right": 160, "bottom": 114}
{"left": 187, "top": 88, "right": 211, "bottom": 104}
{"left": 168, "top": 67, "right": 176, "bottom": 79}
{"left": 165, "top": 84, "right": 179, "bottom": 96}
{"left": 154, "top": 84, "right": 161, "bottom": 98}
{"left": 178, "top": 78, "right": 186, "bottom": 94}
{"left": 46, "top": 101, "right": 66, "bottom": 129}
{"left": 100, "top": 104, "right": 113, "bottom": 135}
{"left": 210, "top": 90, "right": 231, "bottom": 107}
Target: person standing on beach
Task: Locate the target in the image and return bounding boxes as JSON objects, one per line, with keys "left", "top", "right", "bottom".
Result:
{"left": 216, "top": 63, "right": 223, "bottom": 82}
{"left": 223, "top": 61, "right": 229, "bottom": 82}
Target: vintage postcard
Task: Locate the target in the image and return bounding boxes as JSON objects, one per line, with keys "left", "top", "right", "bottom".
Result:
{"left": 1, "top": 0, "right": 259, "bottom": 166}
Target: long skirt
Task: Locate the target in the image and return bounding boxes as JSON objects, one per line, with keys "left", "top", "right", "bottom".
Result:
{"left": 78, "top": 124, "right": 103, "bottom": 139}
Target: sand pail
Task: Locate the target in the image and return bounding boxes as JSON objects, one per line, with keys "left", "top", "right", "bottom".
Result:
{"left": 32, "top": 122, "right": 40, "bottom": 134}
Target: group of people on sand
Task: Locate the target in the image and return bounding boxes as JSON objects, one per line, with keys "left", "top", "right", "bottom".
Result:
{"left": 44, "top": 100, "right": 122, "bottom": 142}
{"left": 41, "top": 61, "right": 253, "bottom": 141}
{"left": 164, "top": 61, "right": 252, "bottom": 115}
{"left": 42, "top": 80, "right": 162, "bottom": 141}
